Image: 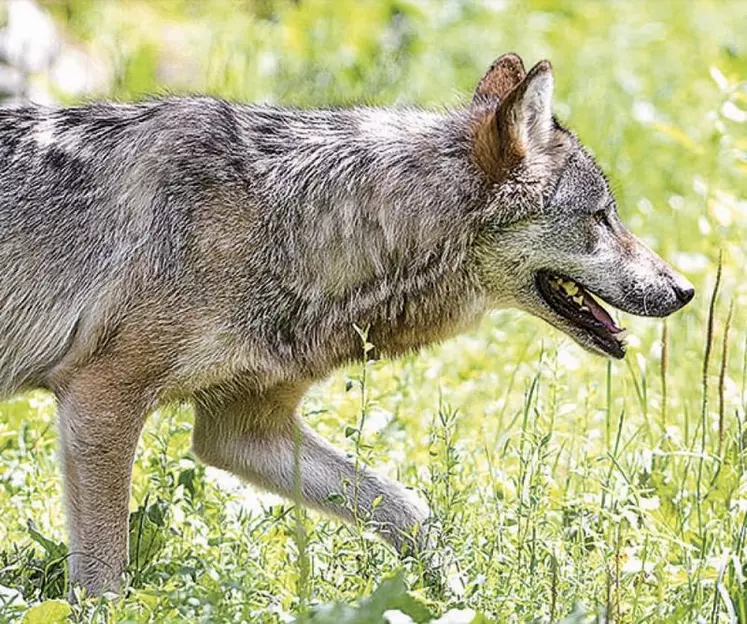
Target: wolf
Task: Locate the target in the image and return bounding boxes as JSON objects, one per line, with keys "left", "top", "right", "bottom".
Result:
{"left": 0, "top": 53, "right": 694, "bottom": 595}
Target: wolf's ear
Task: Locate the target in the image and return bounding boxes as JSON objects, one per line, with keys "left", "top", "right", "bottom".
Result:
{"left": 472, "top": 53, "right": 526, "bottom": 103}
{"left": 497, "top": 60, "right": 554, "bottom": 153}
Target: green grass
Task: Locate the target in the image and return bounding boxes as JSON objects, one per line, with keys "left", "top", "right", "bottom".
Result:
{"left": 1, "top": 0, "right": 746, "bottom": 621}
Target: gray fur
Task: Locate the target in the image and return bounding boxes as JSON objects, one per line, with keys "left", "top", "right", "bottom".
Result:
{"left": 0, "top": 54, "right": 692, "bottom": 595}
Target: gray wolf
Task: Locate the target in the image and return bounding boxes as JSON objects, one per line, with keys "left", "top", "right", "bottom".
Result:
{"left": 0, "top": 53, "right": 694, "bottom": 596}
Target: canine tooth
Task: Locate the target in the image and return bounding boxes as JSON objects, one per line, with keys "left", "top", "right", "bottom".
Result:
{"left": 561, "top": 280, "right": 579, "bottom": 297}
{"left": 572, "top": 295, "right": 584, "bottom": 306}
{"left": 615, "top": 329, "right": 628, "bottom": 340}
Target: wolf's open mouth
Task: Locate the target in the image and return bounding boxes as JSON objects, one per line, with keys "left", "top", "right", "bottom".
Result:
{"left": 535, "top": 271, "right": 627, "bottom": 359}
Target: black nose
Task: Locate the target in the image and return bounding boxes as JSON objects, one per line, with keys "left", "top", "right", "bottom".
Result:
{"left": 674, "top": 283, "right": 695, "bottom": 305}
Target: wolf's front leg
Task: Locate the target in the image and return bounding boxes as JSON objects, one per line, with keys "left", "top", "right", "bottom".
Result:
{"left": 57, "top": 367, "right": 149, "bottom": 597}
{"left": 192, "top": 383, "right": 430, "bottom": 553}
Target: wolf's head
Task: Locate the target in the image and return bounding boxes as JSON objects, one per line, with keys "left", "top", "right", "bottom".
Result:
{"left": 470, "top": 54, "right": 694, "bottom": 359}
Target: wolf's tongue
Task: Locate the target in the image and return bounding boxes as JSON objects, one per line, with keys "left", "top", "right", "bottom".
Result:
{"left": 582, "top": 291, "right": 623, "bottom": 334}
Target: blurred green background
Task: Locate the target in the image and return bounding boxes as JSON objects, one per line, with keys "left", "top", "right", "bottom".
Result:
{"left": 0, "top": 0, "right": 745, "bottom": 622}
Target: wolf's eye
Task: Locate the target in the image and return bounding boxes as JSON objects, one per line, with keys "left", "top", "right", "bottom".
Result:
{"left": 594, "top": 210, "right": 611, "bottom": 228}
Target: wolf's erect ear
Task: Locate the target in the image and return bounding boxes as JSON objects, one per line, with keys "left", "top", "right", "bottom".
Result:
{"left": 471, "top": 59, "right": 556, "bottom": 183}
{"left": 472, "top": 53, "right": 526, "bottom": 103}
{"left": 497, "top": 60, "right": 554, "bottom": 153}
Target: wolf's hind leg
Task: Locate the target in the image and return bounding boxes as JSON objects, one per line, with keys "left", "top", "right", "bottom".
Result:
{"left": 57, "top": 365, "right": 150, "bottom": 597}
{"left": 192, "top": 383, "right": 430, "bottom": 553}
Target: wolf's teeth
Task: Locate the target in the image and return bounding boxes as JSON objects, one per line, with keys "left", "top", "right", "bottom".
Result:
{"left": 572, "top": 295, "right": 584, "bottom": 306}
{"left": 560, "top": 280, "right": 579, "bottom": 297}
{"left": 615, "top": 329, "right": 628, "bottom": 340}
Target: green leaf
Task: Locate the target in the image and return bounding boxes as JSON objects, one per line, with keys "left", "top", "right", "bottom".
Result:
{"left": 325, "top": 492, "right": 346, "bottom": 506}
{"left": 27, "top": 521, "right": 67, "bottom": 560}
{"left": 177, "top": 467, "right": 196, "bottom": 499}
{"left": 298, "top": 571, "right": 437, "bottom": 623}
{"left": 359, "top": 571, "right": 433, "bottom": 623}
{"left": 128, "top": 500, "right": 168, "bottom": 574}
{"left": 23, "top": 600, "right": 72, "bottom": 624}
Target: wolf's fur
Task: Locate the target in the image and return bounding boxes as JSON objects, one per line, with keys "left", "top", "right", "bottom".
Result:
{"left": 0, "top": 54, "right": 693, "bottom": 595}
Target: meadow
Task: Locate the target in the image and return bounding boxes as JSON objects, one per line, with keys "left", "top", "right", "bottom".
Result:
{"left": 0, "top": 0, "right": 745, "bottom": 622}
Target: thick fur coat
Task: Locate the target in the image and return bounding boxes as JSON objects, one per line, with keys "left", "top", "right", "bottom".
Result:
{"left": 0, "top": 54, "right": 693, "bottom": 595}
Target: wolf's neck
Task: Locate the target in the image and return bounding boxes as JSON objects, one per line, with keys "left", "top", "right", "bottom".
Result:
{"left": 241, "top": 105, "right": 488, "bottom": 297}
{"left": 238, "top": 105, "right": 490, "bottom": 359}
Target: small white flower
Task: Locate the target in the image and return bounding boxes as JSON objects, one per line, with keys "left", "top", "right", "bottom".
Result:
{"left": 0, "top": 585, "right": 25, "bottom": 608}
{"left": 640, "top": 496, "right": 660, "bottom": 511}
{"left": 621, "top": 547, "right": 654, "bottom": 574}
{"left": 698, "top": 215, "right": 712, "bottom": 235}
{"left": 721, "top": 101, "right": 747, "bottom": 123}
{"left": 433, "top": 609, "right": 477, "bottom": 624}
{"left": 693, "top": 176, "right": 709, "bottom": 197}
{"left": 385, "top": 609, "right": 415, "bottom": 624}
{"left": 632, "top": 100, "right": 656, "bottom": 124}
{"left": 446, "top": 568, "right": 466, "bottom": 597}
{"left": 710, "top": 66, "right": 730, "bottom": 92}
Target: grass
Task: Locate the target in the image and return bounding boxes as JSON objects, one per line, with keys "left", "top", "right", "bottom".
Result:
{"left": 0, "top": 0, "right": 745, "bottom": 621}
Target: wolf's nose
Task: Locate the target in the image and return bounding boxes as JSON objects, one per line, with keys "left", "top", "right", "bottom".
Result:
{"left": 668, "top": 271, "right": 695, "bottom": 308}
{"left": 673, "top": 282, "right": 695, "bottom": 305}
